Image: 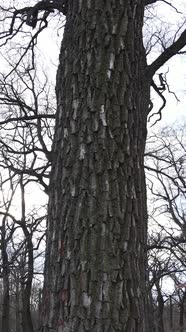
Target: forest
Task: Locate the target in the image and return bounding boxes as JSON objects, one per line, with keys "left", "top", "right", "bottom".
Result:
{"left": 0, "top": 1, "right": 186, "bottom": 331}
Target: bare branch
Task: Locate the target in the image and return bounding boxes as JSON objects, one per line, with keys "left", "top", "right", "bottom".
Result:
{"left": 145, "top": 0, "right": 159, "bottom": 4}
{"left": 0, "top": 114, "right": 55, "bottom": 126}
{"left": 9, "top": 0, "right": 67, "bottom": 34}
{"left": 145, "top": 0, "right": 183, "bottom": 13}
{"left": 146, "top": 29, "right": 186, "bottom": 78}
{"left": 148, "top": 79, "right": 166, "bottom": 126}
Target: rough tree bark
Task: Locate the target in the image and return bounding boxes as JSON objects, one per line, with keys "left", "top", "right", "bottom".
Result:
{"left": 40, "top": 0, "right": 186, "bottom": 331}
{"left": 42, "top": 1, "right": 150, "bottom": 331}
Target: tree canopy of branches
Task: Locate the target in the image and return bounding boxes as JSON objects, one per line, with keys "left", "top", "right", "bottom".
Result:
{"left": 0, "top": 51, "right": 56, "bottom": 331}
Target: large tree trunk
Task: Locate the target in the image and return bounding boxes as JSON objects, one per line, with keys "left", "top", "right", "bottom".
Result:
{"left": 42, "top": 1, "right": 150, "bottom": 331}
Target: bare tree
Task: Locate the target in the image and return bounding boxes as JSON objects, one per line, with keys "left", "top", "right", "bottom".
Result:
{"left": 146, "top": 124, "right": 186, "bottom": 241}
{"left": 0, "top": 53, "right": 55, "bottom": 331}
{"left": 146, "top": 123, "right": 186, "bottom": 331}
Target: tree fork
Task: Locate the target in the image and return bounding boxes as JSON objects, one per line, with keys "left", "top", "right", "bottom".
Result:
{"left": 41, "top": 1, "right": 150, "bottom": 331}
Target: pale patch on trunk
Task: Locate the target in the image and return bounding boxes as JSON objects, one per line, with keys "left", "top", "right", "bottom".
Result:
{"left": 81, "top": 260, "right": 87, "bottom": 271}
{"left": 132, "top": 184, "right": 137, "bottom": 199}
{"left": 123, "top": 241, "right": 128, "bottom": 251}
{"left": 87, "top": 51, "right": 91, "bottom": 67}
{"left": 101, "top": 223, "right": 106, "bottom": 236}
{"left": 66, "top": 249, "right": 71, "bottom": 259}
{"left": 119, "top": 37, "right": 125, "bottom": 50}
{"left": 72, "top": 99, "right": 79, "bottom": 119}
{"left": 87, "top": 0, "right": 91, "bottom": 9}
{"left": 64, "top": 128, "right": 68, "bottom": 138}
{"left": 70, "top": 120, "right": 76, "bottom": 133}
{"left": 109, "top": 53, "right": 115, "bottom": 70}
{"left": 90, "top": 173, "right": 97, "bottom": 196}
{"left": 95, "top": 301, "right": 102, "bottom": 319}
{"left": 100, "top": 105, "right": 107, "bottom": 126}
{"left": 112, "top": 25, "right": 117, "bottom": 35}
{"left": 107, "top": 69, "right": 112, "bottom": 79}
{"left": 79, "top": 143, "right": 86, "bottom": 160}
{"left": 82, "top": 292, "right": 92, "bottom": 308}
{"left": 78, "top": 0, "right": 82, "bottom": 11}
{"left": 71, "top": 185, "right": 76, "bottom": 197}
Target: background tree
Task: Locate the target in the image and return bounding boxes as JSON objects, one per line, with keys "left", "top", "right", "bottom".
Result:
{"left": 146, "top": 123, "right": 186, "bottom": 331}
{"left": 0, "top": 56, "right": 55, "bottom": 331}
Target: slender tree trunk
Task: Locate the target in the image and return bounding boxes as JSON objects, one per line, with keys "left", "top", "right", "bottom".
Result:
{"left": 20, "top": 178, "right": 34, "bottom": 332}
{"left": 169, "top": 295, "right": 173, "bottom": 332}
{"left": 42, "top": 1, "right": 150, "bottom": 331}
{"left": 22, "top": 284, "right": 34, "bottom": 332}
{"left": 179, "top": 298, "right": 184, "bottom": 332}
{"left": 148, "top": 287, "right": 156, "bottom": 332}
{"left": 38, "top": 288, "right": 42, "bottom": 328}
{"left": 1, "top": 222, "right": 10, "bottom": 332}
{"left": 155, "top": 281, "right": 164, "bottom": 332}
{"left": 15, "top": 277, "right": 22, "bottom": 332}
{"left": 21, "top": 240, "right": 34, "bottom": 332}
{"left": 1, "top": 262, "right": 10, "bottom": 332}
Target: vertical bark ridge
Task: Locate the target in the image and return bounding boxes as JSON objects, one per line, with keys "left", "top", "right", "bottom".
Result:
{"left": 42, "top": 1, "right": 150, "bottom": 331}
